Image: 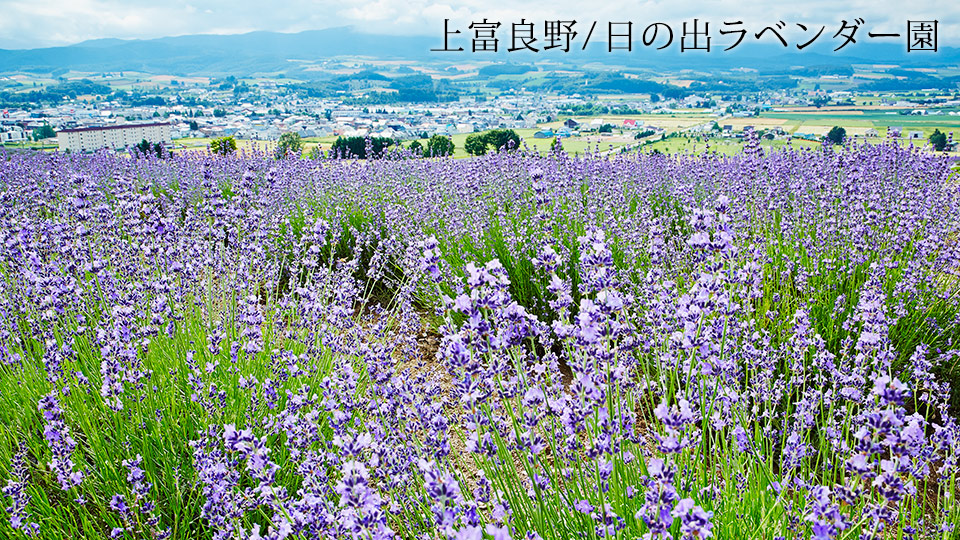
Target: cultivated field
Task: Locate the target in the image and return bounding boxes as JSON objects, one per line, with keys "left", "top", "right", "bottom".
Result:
{"left": 0, "top": 135, "right": 959, "bottom": 539}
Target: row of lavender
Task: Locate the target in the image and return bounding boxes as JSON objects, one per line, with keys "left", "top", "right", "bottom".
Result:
{"left": 0, "top": 137, "right": 959, "bottom": 539}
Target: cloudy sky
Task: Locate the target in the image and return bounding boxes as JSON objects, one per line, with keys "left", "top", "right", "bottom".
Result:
{"left": 0, "top": 0, "right": 955, "bottom": 49}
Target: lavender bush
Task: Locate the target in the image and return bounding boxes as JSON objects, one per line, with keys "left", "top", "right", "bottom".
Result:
{"left": 0, "top": 134, "right": 958, "bottom": 539}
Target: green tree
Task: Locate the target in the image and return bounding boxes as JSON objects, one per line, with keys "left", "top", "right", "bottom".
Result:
{"left": 598, "top": 124, "right": 613, "bottom": 133}
{"left": 484, "top": 129, "right": 520, "bottom": 152}
{"left": 213, "top": 108, "right": 226, "bottom": 118}
{"left": 276, "top": 132, "right": 303, "bottom": 158}
{"left": 550, "top": 137, "right": 563, "bottom": 153}
{"left": 464, "top": 134, "right": 488, "bottom": 156}
{"left": 930, "top": 129, "right": 948, "bottom": 151}
{"left": 425, "top": 135, "right": 454, "bottom": 157}
{"left": 407, "top": 140, "right": 423, "bottom": 155}
{"left": 331, "top": 136, "right": 364, "bottom": 158}
{"left": 135, "top": 139, "right": 151, "bottom": 155}
{"left": 32, "top": 123, "right": 56, "bottom": 141}
{"left": 330, "top": 136, "right": 396, "bottom": 159}
{"left": 188, "top": 120, "right": 199, "bottom": 131}
{"left": 210, "top": 135, "right": 237, "bottom": 156}
{"left": 826, "top": 126, "right": 846, "bottom": 145}
{"left": 133, "top": 139, "right": 163, "bottom": 158}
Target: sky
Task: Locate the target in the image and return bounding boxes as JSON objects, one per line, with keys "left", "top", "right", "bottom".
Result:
{"left": 0, "top": 0, "right": 955, "bottom": 49}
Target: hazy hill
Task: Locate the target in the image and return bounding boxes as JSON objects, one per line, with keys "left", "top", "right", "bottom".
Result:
{"left": 1, "top": 26, "right": 958, "bottom": 76}
{"left": 0, "top": 28, "right": 435, "bottom": 74}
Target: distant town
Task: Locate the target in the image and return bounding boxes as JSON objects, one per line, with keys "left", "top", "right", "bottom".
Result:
{"left": 2, "top": 67, "right": 960, "bottom": 156}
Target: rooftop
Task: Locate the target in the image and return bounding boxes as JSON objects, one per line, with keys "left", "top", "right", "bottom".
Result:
{"left": 59, "top": 122, "right": 170, "bottom": 134}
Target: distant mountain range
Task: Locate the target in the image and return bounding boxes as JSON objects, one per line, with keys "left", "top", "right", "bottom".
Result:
{"left": 0, "top": 28, "right": 438, "bottom": 74}
{"left": 1, "top": 27, "right": 958, "bottom": 76}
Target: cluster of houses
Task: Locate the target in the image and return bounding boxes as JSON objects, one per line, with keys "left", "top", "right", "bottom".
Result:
{"left": 2, "top": 108, "right": 57, "bottom": 144}
{"left": 2, "top": 105, "right": 127, "bottom": 145}
{"left": 532, "top": 118, "right": 667, "bottom": 139}
{"left": 0, "top": 124, "right": 28, "bottom": 144}
{"left": 2, "top": 82, "right": 958, "bottom": 153}
{"left": 0, "top": 91, "right": 556, "bottom": 148}
{"left": 1, "top": 82, "right": 770, "bottom": 150}
{"left": 173, "top": 101, "right": 542, "bottom": 142}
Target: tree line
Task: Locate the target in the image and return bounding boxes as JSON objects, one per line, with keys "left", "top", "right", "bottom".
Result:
{"left": 204, "top": 129, "right": 524, "bottom": 160}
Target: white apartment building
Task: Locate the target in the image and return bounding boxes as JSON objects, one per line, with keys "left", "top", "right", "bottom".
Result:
{"left": 0, "top": 126, "right": 27, "bottom": 144}
{"left": 57, "top": 122, "right": 171, "bottom": 152}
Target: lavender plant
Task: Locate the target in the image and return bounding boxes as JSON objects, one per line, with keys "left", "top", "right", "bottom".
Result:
{"left": 0, "top": 137, "right": 957, "bottom": 539}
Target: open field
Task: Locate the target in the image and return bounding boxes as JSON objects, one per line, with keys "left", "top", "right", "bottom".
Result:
{"left": 172, "top": 137, "right": 278, "bottom": 155}
{"left": 170, "top": 132, "right": 634, "bottom": 159}
{"left": 638, "top": 136, "right": 823, "bottom": 155}
{"left": 751, "top": 107, "right": 960, "bottom": 141}
{"left": 390, "top": 129, "right": 635, "bottom": 158}
{"left": 543, "top": 114, "right": 713, "bottom": 132}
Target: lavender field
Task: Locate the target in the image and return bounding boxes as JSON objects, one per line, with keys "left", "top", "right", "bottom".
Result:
{"left": 1, "top": 136, "right": 960, "bottom": 540}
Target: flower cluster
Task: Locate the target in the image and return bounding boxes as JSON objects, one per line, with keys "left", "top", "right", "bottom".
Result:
{"left": 0, "top": 140, "right": 957, "bottom": 540}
